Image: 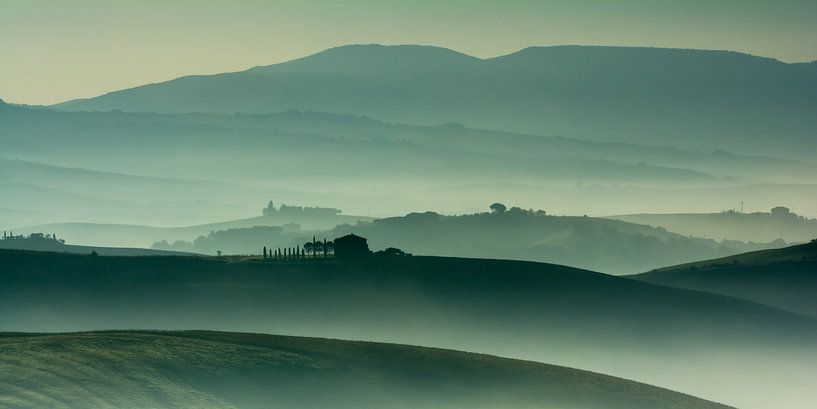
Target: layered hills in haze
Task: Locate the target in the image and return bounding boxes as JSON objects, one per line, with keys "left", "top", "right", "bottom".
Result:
{"left": 3, "top": 100, "right": 817, "bottom": 228}
{"left": 2, "top": 11, "right": 816, "bottom": 409}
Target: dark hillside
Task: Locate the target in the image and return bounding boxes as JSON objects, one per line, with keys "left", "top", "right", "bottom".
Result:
{"left": 1, "top": 250, "right": 815, "bottom": 409}
{"left": 631, "top": 241, "right": 817, "bottom": 317}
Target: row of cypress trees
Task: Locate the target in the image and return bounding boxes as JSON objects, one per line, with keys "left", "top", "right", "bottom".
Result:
{"left": 263, "top": 236, "right": 333, "bottom": 260}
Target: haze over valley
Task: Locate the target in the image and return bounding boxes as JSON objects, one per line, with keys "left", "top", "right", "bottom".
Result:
{"left": 1, "top": 2, "right": 815, "bottom": 408}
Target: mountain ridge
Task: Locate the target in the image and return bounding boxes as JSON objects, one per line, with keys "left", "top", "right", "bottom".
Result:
{"left": 49, "top": 44, "right": 817, "bottom": 159}
{"left": 51, "top": 44, "right": 801, "bottom": 108}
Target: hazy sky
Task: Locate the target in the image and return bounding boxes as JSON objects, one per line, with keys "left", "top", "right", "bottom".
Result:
{"left": 2, "top": 0, "right": 815, "bottom": 105}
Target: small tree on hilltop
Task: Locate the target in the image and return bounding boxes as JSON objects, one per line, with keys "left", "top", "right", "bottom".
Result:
{"left": 489, "top": 202, "right": 507, "bottom": 214}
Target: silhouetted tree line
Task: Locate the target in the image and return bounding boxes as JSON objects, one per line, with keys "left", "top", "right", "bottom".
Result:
{"left": 2, "top": 231, "right": 64, "bottom": 244}
{"left": 263, "top": 236, "right": 335, "bottom": 261}
{"left": 153, "top": 225, "right": 292, "bottom": 254}
{"left": 489, "top": 202, "right": 547, "bottom": 216}
{"left": 262, "top": 201, "right": 342, "bottom": 217}
{"left": 718, "top": 206, "right": 815, "bottom": 221}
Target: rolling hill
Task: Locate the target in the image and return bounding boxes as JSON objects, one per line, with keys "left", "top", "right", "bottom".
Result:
{"left": 321, "top": 210, "right": 785, "bottom": 274}
{"left": 1, "top": 250, "right": 815, "bottom": 409}
{"left": 0, "top": 331, "right": 732, "bottom": 409}
{"left": 610, "top": 208, "right": 817, "bottom": 243}
{"left": 0, "top": 159, "right": 263, "bottom": 227}
{"left": 53, "top": 44, "right": 817, "bottom": 159}
{"left": 631, "top": 241, "right": 817, "bottom": 317}
{"left": 0, "top": 156, "right": 376, "bottom": 233}
{"left": 142, "top": 208, "right": 788, "bottom": 274}
{"left": 16, "top": 215, "right": 365, "bottom": 249}
{"left": 0, "top": 236, "right": 194, "bottom": 257}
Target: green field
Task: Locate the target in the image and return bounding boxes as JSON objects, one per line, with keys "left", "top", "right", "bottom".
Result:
{"left": 0, "top": 331, "right": 732, "bottom": 409}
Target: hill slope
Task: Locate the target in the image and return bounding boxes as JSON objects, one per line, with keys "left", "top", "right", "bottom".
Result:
{"left": 0, "top": 237, "right": 195, "bottom": 257}
{"left": 0, "top": 331, "right": 732, "bottom": 409}
{"left": 1, "top": 250, "right": 815, "bottom": 409}
{"left": 53, "top": 44, "right": 817, "bottom": 159}
{"left": 631, "top": 241, "right": 817, "bottom": 317}
{"left": 610, "top": 210, "right": 817, "bottom": 243}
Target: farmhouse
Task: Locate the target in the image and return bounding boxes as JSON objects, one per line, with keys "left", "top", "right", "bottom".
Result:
{"left": 333, "top": 234, "right": 371, "bottom": 260}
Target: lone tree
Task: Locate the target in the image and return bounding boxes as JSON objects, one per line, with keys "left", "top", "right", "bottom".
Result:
{"left": 489, "top": 202, "right": 507, "bottom": 214}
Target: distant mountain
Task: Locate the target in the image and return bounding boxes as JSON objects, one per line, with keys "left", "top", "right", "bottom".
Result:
{"left": 611, "top": 208, "right": 817, "bottom": 243}
{"left": 0, "top": 331, "right": 732, "bottom": 409}
{"left": 2, "top": 251, "right": 814, "bottom": 409}
{"left": 631, "top": 241, "right": 817, "bottom": 317}
{"left": 53, "top": 45, "right": 817, "bottom": 159}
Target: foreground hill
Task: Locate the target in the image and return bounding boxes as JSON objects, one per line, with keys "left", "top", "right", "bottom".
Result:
{"left": 0, "top": 331, "right": 731, "bottom": 409}
{"left": 53, "top": 44, "right": 817, "bottom": 159}
{"left": 632, "top": 241, "right": 817, "bottom": 317}
{"left": 1, "top": 250, "right": 815, "bottom": 409}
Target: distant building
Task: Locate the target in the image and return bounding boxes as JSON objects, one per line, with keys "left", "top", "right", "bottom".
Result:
{"left": 333, "top": 234, "right": 371, "bottom": 261}
{"left": 771, "top": 206, "right": 791, "bottom": 217}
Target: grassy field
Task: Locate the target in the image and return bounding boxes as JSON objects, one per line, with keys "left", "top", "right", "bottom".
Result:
{"left": 0, "top": 330, "right": 732, "bottom": 409}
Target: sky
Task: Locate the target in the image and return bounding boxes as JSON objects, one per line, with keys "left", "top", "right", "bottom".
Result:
{"left": 1, "top": 0, "right": 815, "bottom": 105}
